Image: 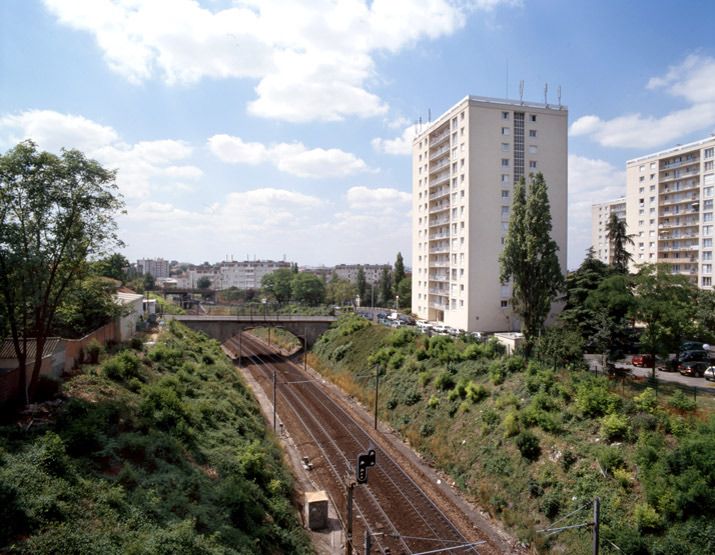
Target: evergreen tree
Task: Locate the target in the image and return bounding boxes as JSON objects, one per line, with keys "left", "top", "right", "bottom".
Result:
{"left": 499, "top": 173, "right": 563, "bottom": 349}
{"left": 356, "top": 266, "right": 367, "bottom": 304}
{"left": 378, "top": 267, "right": 392, "bottom": 307}
{"left": 393, "top": 252, "right": 406, "bottom": 286}
{"left": 606, "top": 212, "right": 634, "bottom": 273}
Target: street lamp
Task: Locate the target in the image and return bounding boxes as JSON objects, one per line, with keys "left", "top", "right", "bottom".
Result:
{"left": 395, "top": 295, "right": 399, "bottom": 310}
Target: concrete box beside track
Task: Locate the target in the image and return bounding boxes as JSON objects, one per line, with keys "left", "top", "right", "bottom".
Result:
{"left": 304, "top": 490, "right": 329, "bottom": 530}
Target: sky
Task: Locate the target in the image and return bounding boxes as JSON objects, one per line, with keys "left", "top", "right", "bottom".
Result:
{"left": 2, "top": 0, "right": 715, "bottom": 270}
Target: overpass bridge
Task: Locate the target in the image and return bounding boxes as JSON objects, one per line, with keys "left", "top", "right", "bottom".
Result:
{"left": 167, "top": 314, "right": 337, "bottom": 348}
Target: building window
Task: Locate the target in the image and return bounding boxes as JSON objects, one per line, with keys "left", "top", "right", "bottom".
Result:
{"left": 705, "top": 238, "right": 713, "bottom": 248}
{"left": 705, "top": 147, "right": 714, "bottom": 158}
{"left": 500, "top": 300, "right": 508, "bottom": 308}
{"left": 501, "top": 174, "right": 509, "bottom": 183}
{"left": 502, "top": 111, "right": 509, "bottom": 120}
{"left": 501, "top": 206, "right": 510, "bottom": 218}
{"left": 501, "top": 159, "right": 509, "bottom": 167}
{"left": 528, "top": 145, "right": 538, "bottom": 154}
{"left": 529, "top": 129, "right": 537, "bottom": 137}
{"left": 529, "top": 161, "right": 537, "bottom": 169}
{"left": 706, "top": 161, "right": 714, "bottom": 171}
{"left": 705, "top": 213, "right": 714, "bottom": 222}
{"left": 703, "top": 251, "right": 712, "bottom": 261}
{"left": 501, "top": 143, "right": 510, "bottom": 152}
{"left": 704, "top": 265, "right": 713, "bottom": 274}
{"left": 639, "top": 187, "right": 644, "bottom": 193}
{"left": 703, "top": 277, "right": 712, "bottom": 287}
{"left": 530, "top": 114, "right": 536, "bottom": 122}
{"left": 501, "top": 190, "right": 509, "bottom": 198}
{"left": 501, "top": 127, "right": 510, "bottom": 135}
{"left": 706, "top": 186, "right": 714, "bottom": 197}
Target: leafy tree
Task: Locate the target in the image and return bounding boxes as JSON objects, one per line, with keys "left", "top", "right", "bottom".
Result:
{"left": 499, "top": 173, "right": 563, "bottom": 349}
{"left": 92, "top": 253, "right": 129, "bottom": 282}
{"left": 196, "top": 276, "right": 212, "bottom": 289}
{"left": 291, "top": 272, "right": 325, "bottom": 306}
{"left": 325, "top": 278, "right": 357, "bottom": 306}
{"left": 586, "top": 274, "right": 636, "bottom": 360}
{"left": 261, "top": 268, "right": 293, "bottom": 303}
{"left": 52, "top": 276, "right": 122, "bottom": 338}
{"left": 694, "top": 289, "right": 715, "bottom": 343}
{"left": 393, "top": 252, "right": 406, "bottom": 287}
{"left": 606, "top": 212, "right": 635, "bottom": 273}
{"left": 356, "top": 266, "right": 367, "bottom": 303}
{"left": 396, "top": 277, "right": 411, "bottom": 309}
{"left": 142, "top": 273, "right": 156, "bottom": 291}
{"left": 378, "top": 266, "right": 393, "bottom": 307}
{"left": 0, "top": 141, "right": 123, "bottom": 403}
{"left": 631, "top": 264, "right": 697, "bottom": 377}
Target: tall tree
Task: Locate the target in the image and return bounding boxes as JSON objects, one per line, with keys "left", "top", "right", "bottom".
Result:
{"left": 630, "top": 264, "right": 696, "bottom": 377}
{"left": 196, "top": 276, "right": 212, "bottom": 289}
{"left": 291, "top": 272, "right": 325, "bottom": 306}
{"left": 499, "top": 173, "right": 563, "bottom": 349}
{"left": 0, "top": 141, "right": 123, "bottom": 404}
{"left": 261, "top": 268, "right": 294, "bottom": 304}
{"left": 356, "top": 266, "right": 367, "bottom": 304}
{"left": 393, "top": 252, "right": 406, "bottom": 287}
{"left": 396, "top": 277, "right": 411, "bottom": 309}
{"left": 325, "top": 278, "right": 357, "bottom": 306}
{"left": 92, "top": 253, "right": 129, "bottom": 282}
{"left": 606, "top": 212, "right": 634, "bottom": 273}
{"left": 378, "top": 267, "right": 393, "bottom": 307}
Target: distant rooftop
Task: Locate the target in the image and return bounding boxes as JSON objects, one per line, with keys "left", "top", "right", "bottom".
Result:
{"left": 627, "top": 135, "right": 715, "bottom": 165}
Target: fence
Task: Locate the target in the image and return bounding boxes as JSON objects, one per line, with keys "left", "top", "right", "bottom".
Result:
{"left": 62, "top": 321, "right": 118, "bottom": 372}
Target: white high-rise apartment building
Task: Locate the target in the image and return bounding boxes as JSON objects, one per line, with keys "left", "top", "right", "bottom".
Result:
{"left": 591, "top": 198, "right": 626, "bottom": 265}
{"left": 137, "top": 258, "right": 170, "bottom": 278}
{"left": 411, "top": 96, "right": 568, "bottom": 332}
{"left": 625, "top": 136, "right": 715, "bottom": 289}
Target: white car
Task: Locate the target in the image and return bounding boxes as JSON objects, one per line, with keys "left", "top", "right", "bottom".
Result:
{"left": 432, "top": 323, "right": 449, "bottom": 334}
{"left": 705, "top": 366, "right": 715, "bottom": 381}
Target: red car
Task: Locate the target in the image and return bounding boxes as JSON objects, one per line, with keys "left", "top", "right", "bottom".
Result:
{"left": 632, "top": 354, "right": 654, "bottom": 367}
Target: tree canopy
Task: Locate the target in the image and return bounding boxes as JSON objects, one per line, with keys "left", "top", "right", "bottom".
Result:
{"left": 606, "top": 212, "right": 634, "bottom": 273}
{"left": 0, "top": 141, "right": 124, "bottom": 403}
{"left": 499, "top": 173, "right": 563, "bottom": 348}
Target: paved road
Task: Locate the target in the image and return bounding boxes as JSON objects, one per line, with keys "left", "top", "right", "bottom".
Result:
{"left": 585, "top": 354, "right": 715, "bottom": 392}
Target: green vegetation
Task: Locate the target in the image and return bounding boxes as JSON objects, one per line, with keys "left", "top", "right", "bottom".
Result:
{"left": 0, "top": 322, "right": 312, "bottom": 554}
{"left": 311, "top": 314, "right": 715, "bottom": 554}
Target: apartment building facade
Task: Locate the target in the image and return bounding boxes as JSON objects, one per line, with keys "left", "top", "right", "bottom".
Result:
{"left": 334, "top": 264, "right": 390, "bottom": 284}
{"left": 411, "top": 96, "right": 568, "bottom": 332}
{"left": 136, "top": 258, "right": 170, "bottom": 278}
{"left": 625, "top": 136, "right": 715, "bottom": 288}
{"left": 176, "top": 260, "right": 292, "bottom": 290}
{"left": 591, "top": 198, "right": 626, "bottom": 265}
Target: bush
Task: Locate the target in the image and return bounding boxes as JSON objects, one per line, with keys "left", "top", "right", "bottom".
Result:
{"left": 427, "top": 335, "right": 460, "bottom": 363}
{"left": 515, "top": 430, "right": 541, "bottom": 461}
{"left": 103, "top": 351, "right": 142, "bottom": 382}
{"left": 130, "top": 337, "right": 144, "bottom": 351}
{"left": 541, "top": 491, "right": 561, "bottom": 519}
{"left": 634, "top": 502, "right": 662, "bottom": 531}
{"left": 502, "top": 410, "right": 520, "bottom": 438}
{"left": 668, "top": 390, "right": 696, "bottom": 412}
{"left": 574, "top": 376, "right": 618, "bottom": 417}
{"left": 600, "top": 412, "right": 629, "bottom": 441}
{"left": 465, "top": 382, "right": 488, "bottom": 403}
{"left": 635, "top": 388, "right": 659, "bottom": 414}
{"left": 86, "top": 339, "right": 102, "bottom": 364}
{"left": 597, "top": 446, "right": 625, "bottom": 474}
{"left": 434, "top": 370, "right": 455, "bottom": 391}
{"left": 427, "top": 395, "right": 439, "bottom": 409}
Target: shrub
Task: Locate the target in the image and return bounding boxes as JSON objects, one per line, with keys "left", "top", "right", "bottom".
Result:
{"left": 86, "top": 339, "right": 102, "bottom": 364}
{"left": 515, "top": 430, "right": 541, "bottom": 461}
{"left": 434, "top": 370, "right": 455, "bottom": 391}
{"left": 427, "top": 335, "right": 460, "bottom": 363}
{"left": 668, "top": 390, "right": 696, "bottom": 412}
{"left": 561, "top": 450, "right": 577, "bottom": 472}
{"left": 541, "top": 491, "right": 561, "bottom": 519}
{"left": 389, "top": 328, "right": 417, "bottom": 347}
{"left": 130, "top": 337, "right": 144, "bottom": 351}
{"left": 427, "top": 395, "right": 439, "bottom": 409}
{"left": 574, "top": 376, "right": 618, "bottom": 417}
{"left": 488, "top": 360, "right": 506, "bottom": 385}
{"left": 331, "top": 343, "right": 352, "bottom": 362}
{"left": 613, "top": 467, "right": 633, "bottom": 488}
{"left": 597, "top": 446, "right": 625, "bottom": 474}
{"left": 420, "top": 422, "right": 435, "bottom": 437}
{"left": 103, "top": 351, "right": 142, "bottom": 382}
{"left": 533, "top": 326, "right": 584, "bottom": 369}
{"left": 481, "top": 338, "right": 506, "bottom": 358}
{"left": 635, "top": 388, "right": 658, "bottom": 414}
{"left": 502, "top": 410, "right": 520, "bottom": 438}
{"left": 633, "top": 502, "right": 661, "bottom": 531}
{"left": 465, "top": 382, "right": 488, "bottom": 403}
{"left": 600, "top": 412, "right": 629, "bottom": 441}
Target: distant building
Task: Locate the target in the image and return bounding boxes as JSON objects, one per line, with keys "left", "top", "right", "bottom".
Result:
{"left": 333, "top": 264, "right": 391, "bottom": 284}
{"left": 137, "top": 258, "right": 170, "bottom": 278}
{"left": 174, "top": 260, "right": 293, "bottom": 290}
{"left": 591, "top": 198, "right": 626, "bottom": 265}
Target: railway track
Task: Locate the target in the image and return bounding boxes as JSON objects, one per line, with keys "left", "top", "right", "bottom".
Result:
{"left": 225, "top": 332, "right": 490, "bottom": 554}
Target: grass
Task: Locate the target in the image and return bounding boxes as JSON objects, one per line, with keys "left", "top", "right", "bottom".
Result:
{"left": 310, "top": 314, "right": 715, "bottom": 555}
{"left": 0, "top": 321, "right": 313, "bottom": 554}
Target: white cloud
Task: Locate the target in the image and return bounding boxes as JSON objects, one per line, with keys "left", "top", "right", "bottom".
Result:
{"left": 372, "top": 124, "right": 419, "bottom": 155}
{"left": 208, "top": 134, "right": 369, "bottom": 178}
{"left": 346, "top": 186, "right": 411, "bottom": 211}
{"left": 0, "top": 109, "right": 201, "bottom": 198}
{"left": 567, "top": 154, "right": 626, "bottom": 268}
{"left": 43, "top": 0, "right": 516, "bottom": 122}
{"left": 570, "top": 54, "right": 715, "bottom": 149}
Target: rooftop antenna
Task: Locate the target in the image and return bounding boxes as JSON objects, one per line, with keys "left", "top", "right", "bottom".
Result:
{"left": 428, "top": 108, "right": 431, "bottom": 123}
{"left": 419, "top": 116, "right": 422, "bottom": 133}
{"left": 544, "top": 83, "right": 549, "bottom": 107}
{"left": 557, "top": 85, "right": 562, "bottom": 109}
{"left": 519, "top": 80, "right": 524, "bottom": 105}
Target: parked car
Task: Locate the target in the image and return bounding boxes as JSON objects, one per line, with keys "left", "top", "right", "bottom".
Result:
{"left": 432, "top": 323, "right": 449, "bottom": 334}
{"left": 704, "top": 366, "right": 715, "bottom": 381}
{"left": 678, "top": 361, "right": 708, "bottom": 377}
{"left": 632, "top": 354, "right": 654, "bottom": 367}
{"left": 680, "top": 340, "right": 707, "bottom": 352}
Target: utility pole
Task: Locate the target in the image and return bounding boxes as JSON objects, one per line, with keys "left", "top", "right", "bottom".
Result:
{"left": 593, "top": 497, "right": 600, "bottom": 555}
{"left": 363, "top": 529, "right": 371, "bottom": 555}
{"left": 345, "top": 481, "right": 355, "bottom": 555}
{"left": 237, "top": 331, "right": 242, "bottom": 367}
{"left": 303, "top": 325, "right": 308, "bottom": 372}
{"left": 373, "top": 367, "right": 380, "bottom": 431}
{"left": 272, "top": 368, "right": 277, "bottom": 433}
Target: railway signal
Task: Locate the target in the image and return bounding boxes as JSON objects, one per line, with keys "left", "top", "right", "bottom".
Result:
{"left": 356, "top": 449, "right": 376, "bottom": 484}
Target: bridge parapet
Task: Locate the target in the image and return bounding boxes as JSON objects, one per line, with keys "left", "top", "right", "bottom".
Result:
{"left": 166, "top": 315, "right": 337, "bottom": 348}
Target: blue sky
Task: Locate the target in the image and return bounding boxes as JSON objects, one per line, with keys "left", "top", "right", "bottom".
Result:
{"left": 2, "top": 0, "right": 715, "bottom": 269}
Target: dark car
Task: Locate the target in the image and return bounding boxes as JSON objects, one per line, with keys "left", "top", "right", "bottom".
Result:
{"left": 661, "top": 350, "right": 710, "bottom": 372}
{"left": 680, "top": 340, "right": 707, "bottom": 352}
{"left": 678, "top": 361, "right": 708, "bottom": 377}
{"left": 632, "top": 354, "right": 654, "bottom": 367}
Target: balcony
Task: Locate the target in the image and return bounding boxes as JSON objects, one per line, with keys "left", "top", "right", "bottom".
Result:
{"left": 430, "top": 129, "right": 450, "bottom": 147}
{"left": 660, "top": 169, "right": 700, "bottom": 183}
{"left": 429, "top": 245, "right": 449, "bottom": 254}
{"left": 429, "top": 260, "right": 450, "bottom": 268}
{"left": 661, "top": 157, "right": 699, "bottom": 170}
{"left": 429, "top": 172, "right": 450, "bottom": 188}
{"left": 660, "top": 194, "right": 699, "bottom": 207}
{"left": 429, "top": 300, "right": 449, "bottom": 310}
{"left": 429, "top": 273, "right": 449, "bottom": 282}
{"left": 429, "top": 144, "right": 450, "bottom": 161}
{"left": 429, "top": 187, "right": 450, "bottom": 201}
{"left": 658, "top": 220, "right": 699, "bottom": 229}
{"left": 429, "top": 157, "right": 451, "bottom": 175}
{"left": 429, "top": 204, "right": 449, "bottom": 216}
{"left": 428, "top": 232, "right": 450, "bottom": 240}
{"left": 428, "top": 288, "right": 448, "bottom": 295}
{"left": 428, "top": 218, "right": 450, "bottom": 227}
